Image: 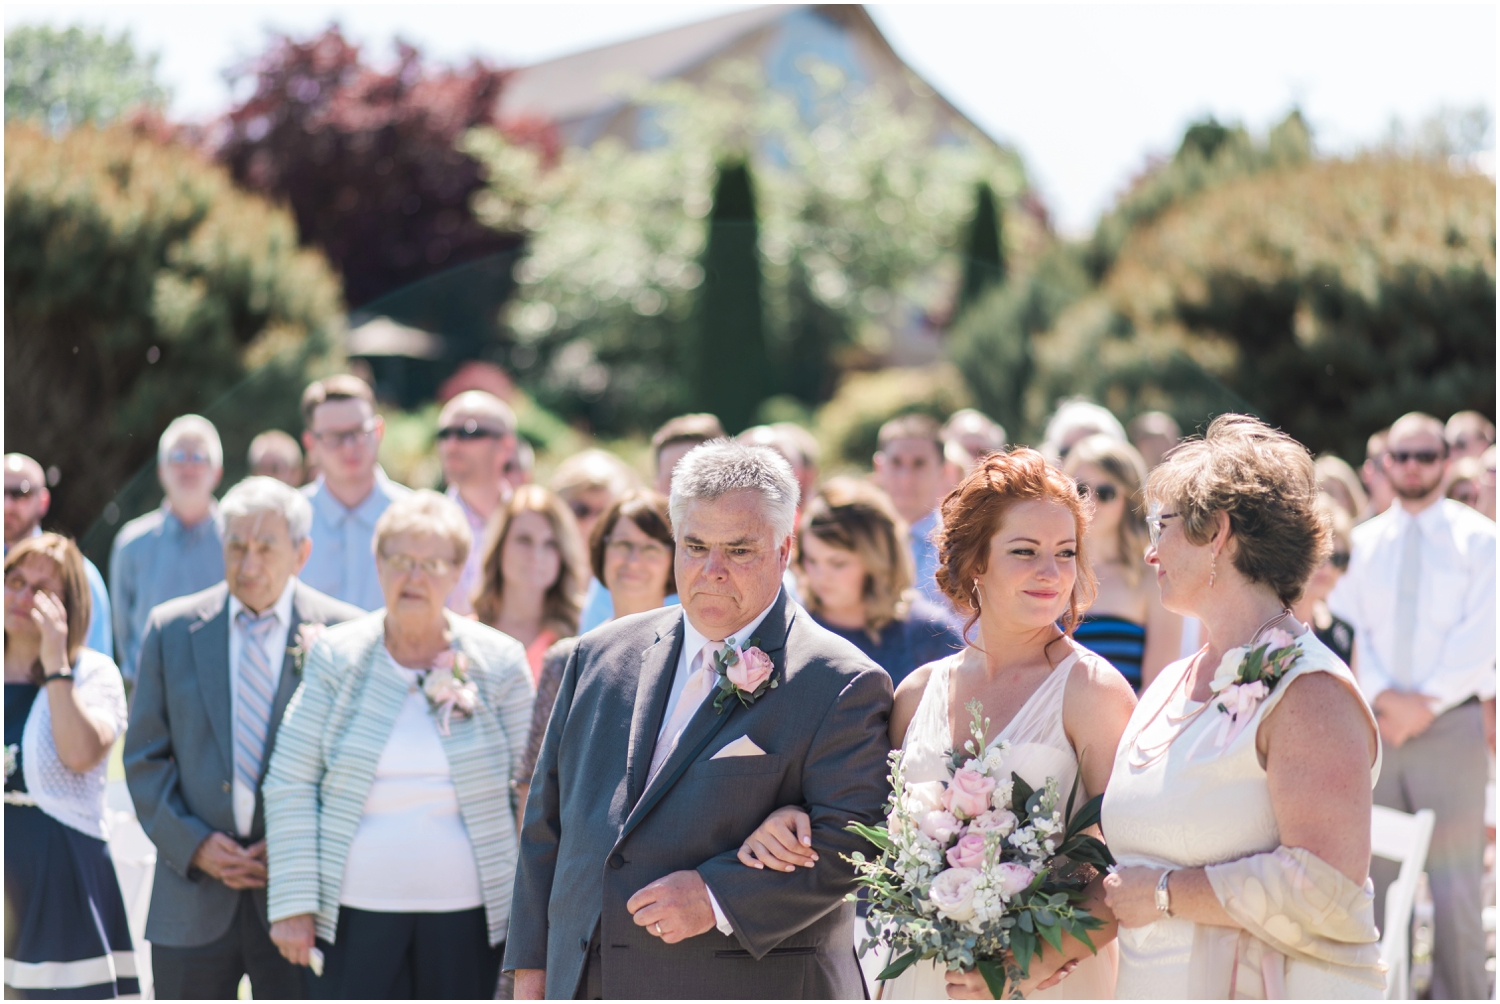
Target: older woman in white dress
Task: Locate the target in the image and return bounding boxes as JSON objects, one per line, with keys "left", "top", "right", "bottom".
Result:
{"left": 1101, "top": 415, "right": 1386, "bottom": 999}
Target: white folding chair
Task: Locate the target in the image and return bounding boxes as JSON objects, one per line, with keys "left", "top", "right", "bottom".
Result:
{"left": 1370, "top": 805, "right": 1436, "bottom": 1000}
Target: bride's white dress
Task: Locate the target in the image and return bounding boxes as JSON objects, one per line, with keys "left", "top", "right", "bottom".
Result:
{"left": 878, "top": 644, "right": 1119, "bottom": 1000}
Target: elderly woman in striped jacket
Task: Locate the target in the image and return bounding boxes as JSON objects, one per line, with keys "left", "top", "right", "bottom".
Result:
{"left": 263, "top": 491, "right": 534, "bottom": 999}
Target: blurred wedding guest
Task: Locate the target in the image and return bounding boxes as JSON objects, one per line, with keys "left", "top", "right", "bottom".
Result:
{"left": 4, "top": 534, "right": 137, "bottom": 999}
{"left": 737, "top": 425, "right": 813, "bottom": 506}
{"left": 504, "top": 439, "right": 535, "bottom": 492}
{"left": 1478, "top": 446, "right": 1497, "bottom": 520}
{"left": 263, "top": 491, "right": 534, "bottom": 999}
{"left": 110, "top": 415, "right": 226, "bottom": 683}
{"left": 552, "top": 450, "right": 642, "bottom": 634}
{"left": 1063, "top": 435, "right": 1182, "bottom": 691}
{"left": 299, "top": 375, "right": 410, "bottom": 611}
{"left": 472, "top": 485, "right": 587, "bottom": 682}
{"left": 1291, "top": 495, "right": 1356, "bottom": 664}
{"left": 1445, "top": 456, "right": 1491, "bottom": 518}
{"left": 1445, "top": 409, "right": 1495, "bottom": 460}
{"left": 4, "top": 454, "right": 112, "bottom": 657}
{"left": 436, "top": 391, "right": 518, "bottom": 615}
{"left": 650, "top": 413, "right": 725, "bottom": 494}
{"left": 124, "top": 477, "right": 361, "bottom": 1000}
{"left": 513, "top": 490, "right": 677, "bottom": 821}
{"left": 772, "top": 421, "right": 821, "bottom": 504}
{"left": 248, "top": 430, "right": 305, "bottom": 487}
{"left": 1315, "top": 452, "right": 1369, "bottom": 520}
{"left": 1126, "top": 410, "right": 1181, "bottom": 470}
{"left": 1359, "top": 427, "right": 1396, "bottom": 520}
{"left": 794, "top": 478, "right": 959, "bottom": 687}
{"left": 1040, "top": 397, "right": 1127, "bottom": 462}
{"left": 940, "top": 408, "right": 1006, "bottom": 482}
{"left": 1329, "top": 411, "right": 1495, "bottom": 1000}
{"left": 873, "top": 414, "right": 952, "bottom": 615}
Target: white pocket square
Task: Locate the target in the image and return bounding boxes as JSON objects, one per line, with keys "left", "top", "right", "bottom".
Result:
{"left": 711, "top": 735, "right": 767, "bottom": 759}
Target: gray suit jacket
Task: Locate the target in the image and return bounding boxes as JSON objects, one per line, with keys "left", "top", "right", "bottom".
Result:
{"left": 505, "top": 589, "right": 894, "bottom": 999}
{"left": 123, "top": 580, "right": 362, "bottom": 947}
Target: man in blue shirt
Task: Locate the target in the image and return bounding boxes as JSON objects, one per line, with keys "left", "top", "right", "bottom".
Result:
{"left": 4, "top": 453, "right": 113, "bottom": 657}
{"left": 873, "top": 414, "right": 958, "bottom": 626}
{"left": 110, "top": 415, "right": 227, "bottom": 683}
{"left": 298, "top": 375, "right": 410, "bottom": 610}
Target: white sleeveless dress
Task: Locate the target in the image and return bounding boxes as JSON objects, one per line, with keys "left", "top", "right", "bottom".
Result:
{"left": 1102, "top": 632, "right": 1382, "bottom": 999}
{"left": 879, "top": 644, "right": 1120, "bottom": 1000}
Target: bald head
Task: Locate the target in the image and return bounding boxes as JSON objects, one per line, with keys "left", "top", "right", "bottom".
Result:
{"left": 440, "top": 391, "right": 516, "bottom": 434}
{"left": 1384, "top": 412, "right": 1449, "bottom": 509}
{"left": 4, "top": 453, "right": 51, "bottom": 546}
{"left": 437, "top": 391, "right": 517, "bottom": 505}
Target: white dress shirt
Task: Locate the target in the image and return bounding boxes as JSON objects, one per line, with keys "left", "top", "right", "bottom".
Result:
{"left": 227, "top": 576, "right": 298, "bottom": 837}
{"left": 1329, "top": 498, "right": 1496, "bottom": 711}
{"left": 658, "top": 592, "right": 781, "bottom": 937}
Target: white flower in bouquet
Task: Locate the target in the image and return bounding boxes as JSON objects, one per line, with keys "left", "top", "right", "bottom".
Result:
{"left": 929, "top": 867, "right": 981, "bottom": 922}
{"left": 970, "top": 808, "right": 1018, "bottom": 836}
{"left": 994, "top": 862, "right": 1036, "bottom": 900}
{"left": 918, "top": 809, "right": 963, "bottom": 843}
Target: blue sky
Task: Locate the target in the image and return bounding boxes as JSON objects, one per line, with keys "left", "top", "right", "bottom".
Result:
{"left": 6, "top": 3, "right": 1494, "bottom": 234}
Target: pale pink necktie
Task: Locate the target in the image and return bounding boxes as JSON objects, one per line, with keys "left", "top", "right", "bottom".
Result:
{"left": 648, "top": 641, "right": 720, "bottom": 780}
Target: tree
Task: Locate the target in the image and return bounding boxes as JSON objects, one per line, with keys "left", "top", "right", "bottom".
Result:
{"left": 4, "top": 123, "right": 344, "bottom": 559}
{"left": 956, "top": 181, "right": 1006, "bottom": 317}
{"left": 4, "top": 24, "right": 169, "bottom": 132}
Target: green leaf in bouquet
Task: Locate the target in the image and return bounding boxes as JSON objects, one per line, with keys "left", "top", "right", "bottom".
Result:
{"left": 1011, "top": 929, "right": 1036, "bottom": 977}
{"left": 976, "top": 958, "right": 1007, "bottom": 1000}
{"left": 1037, "top": 915, "right": 1065, "bottom": 956}
{"left": 1017, "top": 910, "right": 1033, "bottom": 933}
{"left": 1067, "top": 917, "right": 1098, "bottom": 954}
{"left": 1009, "top": 773, "right": 1035, "bottom": 817}
{"left": 1064, "top": 792, "right": 1104, "bottom": 839}
{"left": 845, "top": 821, "right": 893, "bottom": 851}
{"left": 876, "top": 949, "right": 920, "bottom": 982}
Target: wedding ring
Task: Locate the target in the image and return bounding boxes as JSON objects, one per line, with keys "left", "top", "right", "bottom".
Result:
{"left": 654, "top": 922, "right": 663, "bottom": 936}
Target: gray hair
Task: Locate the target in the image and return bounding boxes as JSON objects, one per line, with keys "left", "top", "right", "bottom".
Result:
{"left": 373, "top": 489, "right": 473, "bottom": 569}
{"left": 158, "top": 414, "right": 224, "bottom": 469}
{"left": 668, "top": 439, "right": 800, "bottom": 543}
{"left": 1041, "top": 398, "right": 1126, "bottom": 460}
{"left": 220, "top": 476, "right": 313, "bottom": 542}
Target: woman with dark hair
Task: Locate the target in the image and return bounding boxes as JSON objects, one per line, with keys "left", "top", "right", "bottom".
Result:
{"left": 4, "top": 534, "right": 138, "bottom": 999}
{"left": 794, "top": 478, "right": 959, "bottom": 687}
{"left": 738, "top": 450, "right": 1137, "bottom": 999}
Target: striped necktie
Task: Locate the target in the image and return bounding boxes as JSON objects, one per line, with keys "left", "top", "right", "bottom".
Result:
{"left": 234, "top": 609, "right": 282, "bottom": 794}
{"left": 648, "top": 641, "right": 720, "bottom": 781}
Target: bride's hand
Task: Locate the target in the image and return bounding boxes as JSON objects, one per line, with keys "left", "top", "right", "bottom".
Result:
{"left": 736, "top": 806, "right": 816, "bottom": 872}
{"left": 1102, "top": 866, "right": 1165, "bottom": 928}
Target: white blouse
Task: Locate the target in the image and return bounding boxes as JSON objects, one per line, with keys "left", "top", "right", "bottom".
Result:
{"left": 338, "top": 650, "right": 483, "bottom": 912}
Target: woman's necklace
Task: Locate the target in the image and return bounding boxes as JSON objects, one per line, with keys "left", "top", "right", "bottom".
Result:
{"left": 1126, "top": 607, "right": 1293, "bottom": 769}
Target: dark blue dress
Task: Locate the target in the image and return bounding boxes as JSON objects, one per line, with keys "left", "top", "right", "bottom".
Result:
{"left": 1073, "top": 614, "right": 1147, "bottom": 691}
{"left": 816, "top": 602, "right": 964, "bottom": 688}
{"left": 4, "top": 683, "right": 139, "bottom": 999}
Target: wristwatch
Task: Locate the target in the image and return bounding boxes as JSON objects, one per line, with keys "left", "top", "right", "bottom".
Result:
{"left": 1155, "top": 869, "right": 1174, "bottom": 917}
{"left": 41, "top": 670, "right": 74, "bottom": 685}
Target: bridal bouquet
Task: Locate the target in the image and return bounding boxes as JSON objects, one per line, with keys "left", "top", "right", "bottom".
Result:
{"left": 846, "top": 701, "right": 1114, "bottom": 999}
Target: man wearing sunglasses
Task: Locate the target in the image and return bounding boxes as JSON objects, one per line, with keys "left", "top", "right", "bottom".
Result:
{"left": 4, "top": 453, "right": 113, "bottom": 657}
{"left": 435, "top": 390, "right": 517, "bottom": 614}
{"left": 298, "top": 375, "right": 410, "bottom": 611}
{"left": 1329, "top": 411, "right": 1496, "bottom": 1001}
{"left": 110, "top": 415, "right": 227, "bottom": 683}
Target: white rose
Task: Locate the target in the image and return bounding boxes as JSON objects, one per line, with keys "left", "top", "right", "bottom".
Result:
{"left": 904, "top": 780, "right": 946, "bottom": 814}
{"left": 970, "top": 809, "right": 1018, "bottom": 837}
{"left": 928, "top": 867, "right": 981, "bottom": 922}
{"left": 918, "top": 809, "right": 963, "bottom": 843}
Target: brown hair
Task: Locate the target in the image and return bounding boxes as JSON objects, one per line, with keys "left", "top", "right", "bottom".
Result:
{"left": 472, "top": 485, "right": 587, "bottom": 635}
{"left": 936, "top": 448, "right": 1097, "bottom": 640}
{"left": 4, "top": 533, "right": 93, "bottom": 679}
{"left": 1146, "top": 414, "right": 1329, "bottom": 606}
{"left": 1063, "top": 434, "right": 1150, "bottom": 587}
{"left": 588, "top": 489, "right": 676, "bottom": 594}
{"left": 651, "top": 414, "right": 726, "bottom": 462}
{"left": 795, "top": 478, "right": 913, "bottom": 640}
{"left": 300, "top": 374, "right": 376, "bottom": 428}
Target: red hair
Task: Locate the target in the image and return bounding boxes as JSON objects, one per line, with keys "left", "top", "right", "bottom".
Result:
{"left": 935, "top": 448, "right": 1097, "bottom": 640}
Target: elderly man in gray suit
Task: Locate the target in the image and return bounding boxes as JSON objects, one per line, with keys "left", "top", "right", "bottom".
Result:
{"left": 507, "top": 440, "right": 894, "bottom": 999}
{"left": 125, "top": 477, "right": 362, "bottom": 999}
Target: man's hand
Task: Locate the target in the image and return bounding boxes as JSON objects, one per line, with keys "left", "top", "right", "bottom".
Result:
{"left": 190, "top": 832, "right": 267, "bottom": 889}
{"left": 269, "top": 913, "right": 316, "bottom": 967}
{"left": 1374, "top": 690, "right": 1438, "bottom": 748}
{"left": 626, "top": 870, "right": 716, "bottom": 944}
{"left": 513, "top": 969, "right": 546, "bottom": 1000}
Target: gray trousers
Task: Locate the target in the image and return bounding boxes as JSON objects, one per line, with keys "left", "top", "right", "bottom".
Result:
{"left": 1371, "top": 701, "right": 1489, "bottom": 1000}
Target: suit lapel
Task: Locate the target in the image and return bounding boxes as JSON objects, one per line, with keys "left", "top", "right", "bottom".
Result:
{"left": 258, "top": 585, "right": 314, "bottom": 782}
{"left": 625, "top": 617, "right": 684, "bottom": 809}
{"left": 188, "top": 588, "right": 234, "bottom": 771}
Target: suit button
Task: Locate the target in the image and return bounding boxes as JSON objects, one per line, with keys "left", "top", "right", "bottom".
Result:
{"left": 222, "top": 781, "right": 231, "bottom": 792}
{"left": 608, "top": 853, "right": 625, "bottom": 870}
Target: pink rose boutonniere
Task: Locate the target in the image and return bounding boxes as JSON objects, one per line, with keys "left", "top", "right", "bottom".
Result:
{"left": 287, "top": 623, "right": 327, "bottom": 675}
{"left": 711, "top": 635, "right": 777, "bottom": 713}
{"left": 1209, "top": 627, "right": 1302, "bottom": 748}
{"left": 423, "top": 648, "right": 479, "bottom": 736}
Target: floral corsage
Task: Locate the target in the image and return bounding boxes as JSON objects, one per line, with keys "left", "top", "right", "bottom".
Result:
{"left": 423, "top": 649, "right": 479, "bottom": 736}
{"left": 287, "top": 623, "right": 327, "bottom": 675}
{"left": 711, "top": 636, "right": 776, "bottom": 713}
{"left": 1207, "top": 627, "right": 1303, "bottom": 747}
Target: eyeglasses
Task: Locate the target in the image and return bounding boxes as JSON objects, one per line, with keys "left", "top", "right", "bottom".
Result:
{"left": 379, "top": 553, "right": 455, "bottom": 577}
{"left": 1145, "top": 511, "right": 1179, "bottom": 548}
{"left": 436, "top": 421, "right": 504, "bottom": 442}
{"left": 1076, "top": 482, "right": 1119, "bottom": 503}
{"left": 1386, "top": 449, "right": 1444, "bottom": 466}
{"left": 3, "top": 482, "right": 34, "bottom": 500}
{"left": 311, "top": 419, "right": 377, "bottom": 449}
{"left": 1328, "top": 551, "right": 1350, "bottom": 571}
{"left": 167, "top": 448, "right": 211, "bottom": 466}
{"left": 569, "top": 501, "right": 605, "bottom": 522}
{"left": 606, "top": 538, "right": 670, "bottom": 562}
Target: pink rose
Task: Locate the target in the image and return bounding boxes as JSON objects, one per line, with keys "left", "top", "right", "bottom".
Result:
{"left": 970, "top": 809, "right": 1018, "bottom": 836}
{"left": 918, "top": 810, "right": 962, "bottom": 843}
{"left": 943, "top": 769, "right": 997, "bottom": 819}
{"left": 1263, "top": 628, "right": 1295, "bottom": 651}
{"left": 727, "top": 645, "right": 773, "bottom": 693}
{"left": 994, "top": 862, "right": 1036, "bottom": 899}
{"left": 431, "top": 649, "right": 456, "bottom": 672}
{"left": 945, "top": 832, "right": 987, "bottom": 869}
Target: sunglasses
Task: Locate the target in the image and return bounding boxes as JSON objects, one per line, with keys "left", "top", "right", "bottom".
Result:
{"left": 436, "top": 422, "right": 503, "bottom": 442}
{"left": 569, "top": 501, "right": 605, "bottom": 521}
{"left": 1328, "top": 551, "right": 1350, "bottom": 571}
{"left": 1076, "top": 482, "right": 1119, "bottom": 503}
{"left": 1386, "top": 449, "right": 1444, "bottom": 466}
{"left": 3, "top": 482, "right": 34, "bottom": 500}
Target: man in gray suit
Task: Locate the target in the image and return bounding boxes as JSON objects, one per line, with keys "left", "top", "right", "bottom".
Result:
{"left": 507, "top": 440, "right": 894, "bottom": 999}
{"left": 125, "top": 477, "right": 362, "bottom": 999}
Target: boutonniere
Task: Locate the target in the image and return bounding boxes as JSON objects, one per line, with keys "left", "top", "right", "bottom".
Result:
{"left": 287, "top": 623, "right": 327, "bottom": 675}
{"left": 710, "top": 635, "right": 776, "bottom": 713}
{"left": 423, "top": 648, "right": 479, "bottom": 736}
{"left": 1209, "top": 628, "right": 1302, "bottom": 747}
